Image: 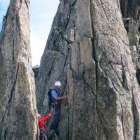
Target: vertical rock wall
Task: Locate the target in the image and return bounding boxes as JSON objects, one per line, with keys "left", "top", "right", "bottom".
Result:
{"left": 37, "top": 0, "right": 140, "bottom": 140}
{"left": 120, "top": 0, "right": 140, "bottom": 84}
{"left": 0, "top": 0, "right": 38, "bottom": 140}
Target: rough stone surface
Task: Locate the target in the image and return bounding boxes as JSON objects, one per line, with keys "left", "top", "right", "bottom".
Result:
{"left": 37, "top": 0, "right": 140, "bottom": 140}
{"left": 120, "top": 0, "right": 140, "bottom": 84}
{"left": 0, "top": 0, "right": 38, "bottom": 140}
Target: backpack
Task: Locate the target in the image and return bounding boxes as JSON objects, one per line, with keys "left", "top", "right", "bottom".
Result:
{"left": 48, "top": 89, "right": 60, "bottom": 111}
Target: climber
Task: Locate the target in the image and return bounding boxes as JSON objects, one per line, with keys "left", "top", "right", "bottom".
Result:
{"left": 48, "top": 81, "right": 67, "bottom": 140}
{"left": 38, "top": 112, "right": 53, "bottom": 140}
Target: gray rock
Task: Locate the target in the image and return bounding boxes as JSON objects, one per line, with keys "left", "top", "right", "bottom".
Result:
{"left": 0, "top": 0, "right": 38, "bottom": 140}
{"left": 37, "top": 0, "right": 140, "bottom": 140}
{"left": 120, "top": 0, "right": 140, "bottom": 80}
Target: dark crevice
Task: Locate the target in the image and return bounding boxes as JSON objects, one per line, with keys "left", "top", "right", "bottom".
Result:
{"left": 4, "top": 128, "right": 7, "bottom": 140}
{"left": 109, "top": 62, "right": 123, "bottom": 85}
{"left": 70, "top": 0, "right": 77, "bottom": 7}
{"left": 90, "top": 0, "right": 98, "bottom": 88}
{"left": 59, "top": 1, "right": 77, "bottom": 45}
{"left": 138, "top": 26, "right": 140, "bottom": 33}
{"left": 121, "top": 59, "right": 128, "bottom": 90}
{"left": 12, "top": 40, "right": 15, "bottom": 62}
{"left": 122, "top": 69, "right": 127, "bottom": 87}
{"left": 123, "top": 19, "right": 130, "bottom": 32}
{"left": 32, "top": 66, "right": 39, "bottom": 78}
{"left": 120, "top": 104, "right": 126, "bottom": 140}
{"left": 65, "top": 75, "right": 70, "bottom": 140}
{"left": 132, "top": 88, "right": 139, "bottom": 140}
{"left": 1, "top": 63, "right": 19, "bottom": 123}
{"left": 90, "top": 0, "right": 98, "bottom": 98}
{"left": 62, "top": 0, "right": 77, "bottom": 31}
{"left": 61, "top": 46, "right": 70, "bottom": 77}
{"left": 90, "top": 0, "right": 98, "bottom": 139}
{"left": 8, "top": 64, "right": 19, "bottom": 104}
{"left": 24, "top": 0, "right": 29, "bottom": 9}
{"left": 136, "top": 68, "right": 140, "bottom": 85}
{"left": 61, "top": 35, "right": 73, "bottom": 44}
{"left": 120, "top": 0, "right": 128, "bottom": 17}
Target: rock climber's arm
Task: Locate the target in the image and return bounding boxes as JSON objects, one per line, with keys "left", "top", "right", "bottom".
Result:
{"left": 57, "top": 96, "right": 67, "bottom": 100}
{"left": 51, "top": 90, "right": 67, "bottom": 101}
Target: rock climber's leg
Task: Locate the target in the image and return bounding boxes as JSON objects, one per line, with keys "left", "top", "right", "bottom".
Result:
{"left": 49, "top": 112, "right": 61, "bottom": 139}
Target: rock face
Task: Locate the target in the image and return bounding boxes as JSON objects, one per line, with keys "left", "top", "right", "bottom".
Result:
{"left": 0, "top": 0, "right": 38, "bottom": 140}
{"left": 37, "top": 0, "right": 140, "bottom": 140}
{"left": 120, "top": 0, "right": 140, "bottom": 19}
{"left": 120, "top": 0, "right": 140, "bottom": 84}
